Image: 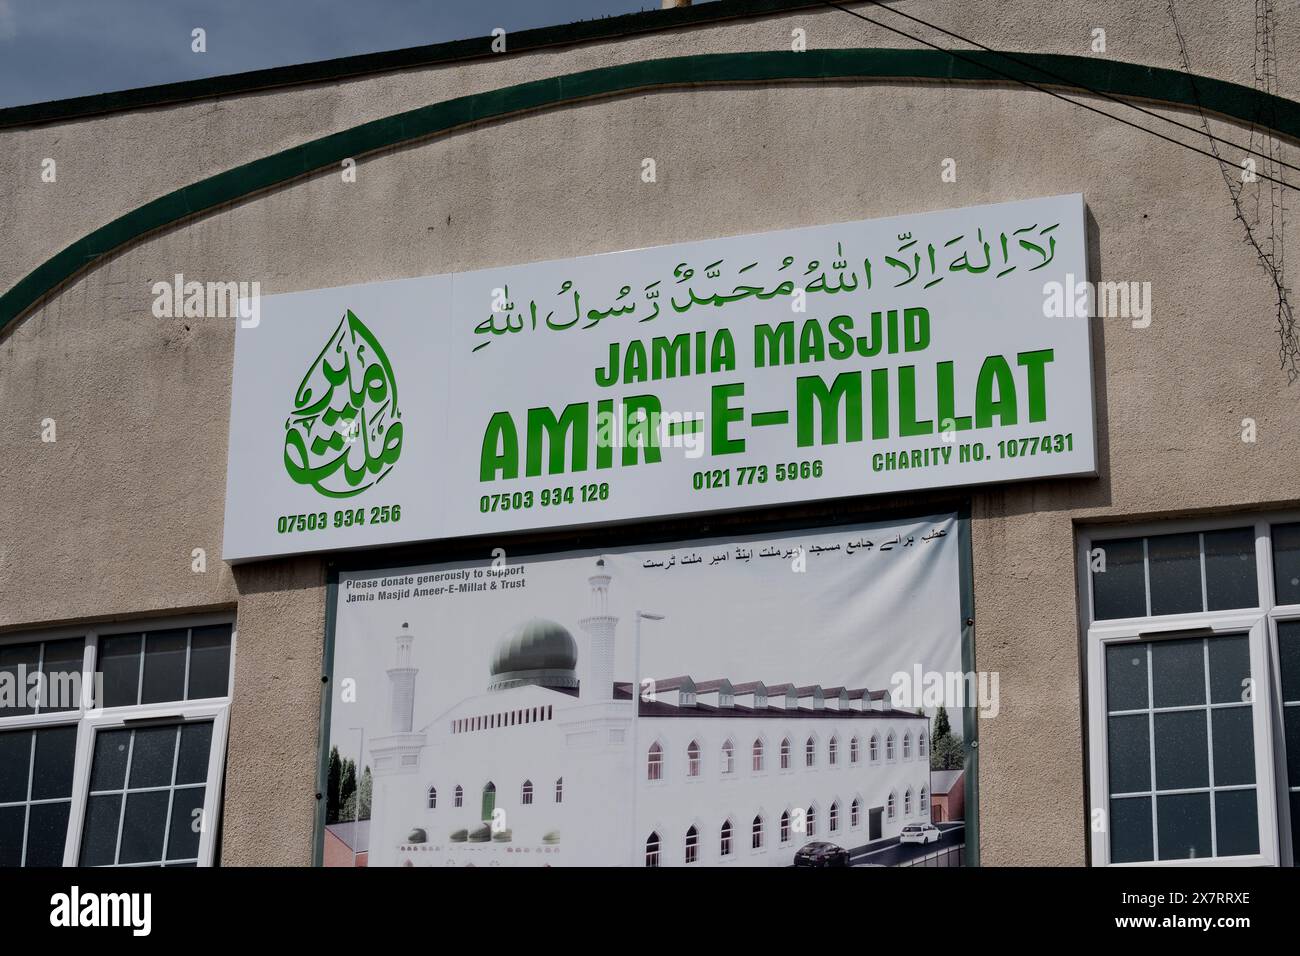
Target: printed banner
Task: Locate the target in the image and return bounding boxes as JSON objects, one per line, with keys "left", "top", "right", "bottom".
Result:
{"left": 322, "top": 514, "right": 970, "bottom": 867}
{"left": 224, "top": 194, "right": 1093, "bottom": 561}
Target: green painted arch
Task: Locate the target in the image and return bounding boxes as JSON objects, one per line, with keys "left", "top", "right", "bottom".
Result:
{"left": 4, "top": 47, "right": 1298, "bottom": 334}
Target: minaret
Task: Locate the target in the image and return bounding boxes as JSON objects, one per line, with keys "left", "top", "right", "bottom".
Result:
{"left": 578, "top": 559, "right": 618, "bottom": 700}
{"left": 388, "top": 623, "right": 417, "bottom": 733}
{"left": 369, "top": 622, "right": 426, "bottom": 867}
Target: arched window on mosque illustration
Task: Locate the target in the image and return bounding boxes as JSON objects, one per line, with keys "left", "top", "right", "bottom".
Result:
{"left": 648, "top": 741, "right": 663, "bottom": 781}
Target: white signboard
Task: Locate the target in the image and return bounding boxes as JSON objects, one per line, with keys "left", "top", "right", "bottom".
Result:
{"left": 224, "top": 194, "right": 1093, "bottom": 561}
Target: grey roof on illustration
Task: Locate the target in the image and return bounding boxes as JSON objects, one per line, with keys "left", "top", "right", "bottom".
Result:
{"left": 610, "top": 682, "right": 925, "bottom": 720}
{"left": 930, "top": 769, "right": 965, "bottom": 795}
{"left": 325, "top": 820, "right": 370, "bottom": 853}
{"left": 694, "top": 679, "right": 734, "bottom": 693}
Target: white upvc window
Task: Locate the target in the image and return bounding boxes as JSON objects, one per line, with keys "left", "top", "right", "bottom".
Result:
{"left": 1081, "top": 514, "right": 1300, "bottom": 867}
{"left": 0, "top": 615, "right": 234, "bottom": 868}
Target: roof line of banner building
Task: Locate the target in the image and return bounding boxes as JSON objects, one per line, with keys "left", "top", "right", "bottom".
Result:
{"left": 2, "top": 47, "right": 1298, "bottom": 337}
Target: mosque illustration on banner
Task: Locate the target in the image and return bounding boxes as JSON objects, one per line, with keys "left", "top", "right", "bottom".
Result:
{"left": 359, "top": 559, "right": 931, "bottom": 867}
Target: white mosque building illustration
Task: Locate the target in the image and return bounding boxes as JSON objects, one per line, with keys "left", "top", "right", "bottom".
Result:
{"left": 366, "top": 560, "right": 931, "bottom": 867}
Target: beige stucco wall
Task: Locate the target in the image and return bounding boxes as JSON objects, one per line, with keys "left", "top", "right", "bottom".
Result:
{"left": 2, "top": 0, "right": 1298, "bottom": 865}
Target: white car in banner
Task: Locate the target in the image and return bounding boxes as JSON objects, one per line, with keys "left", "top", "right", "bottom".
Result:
{"left": 899, "top": 824, "right": 942, "bottom": 845}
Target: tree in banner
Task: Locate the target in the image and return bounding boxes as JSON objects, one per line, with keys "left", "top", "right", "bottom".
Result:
{"left": 341, "top": 766, "right": 373, "bottom": 822}
{"left": 930, "top": 706, "right": 965, "bottom": 771}
{"left": 339, "top": 758, "right": 357, "bottom": 820}
{"left": 326, "top": 746, "right": 342, "bottom": 824}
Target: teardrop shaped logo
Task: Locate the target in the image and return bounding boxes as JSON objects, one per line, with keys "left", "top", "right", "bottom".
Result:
{"left": 283, "top": 309, "right": 403, "bottom": 497}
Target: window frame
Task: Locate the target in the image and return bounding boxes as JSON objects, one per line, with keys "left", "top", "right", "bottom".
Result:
{"left": 0, "top": 613, "right": 235, "bottom": 869}
{"left": 1081, "top": 515, "right": 1300, "bottom": 868}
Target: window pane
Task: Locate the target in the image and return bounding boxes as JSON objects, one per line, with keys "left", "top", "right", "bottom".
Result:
{"left": 1279, "top": 622, "right": 1300, "bottom": 791}
{"left": 175, "top": 723, "right": 213, "bottom": 786}
{"left": 90, "top": 730, "right": 131, "bottom": 791}
{"left": 187, "top": 626, "right": 231, "bottom": 700}
{"left": 1207, "top": 635, "right": 1250, "bottom": 705}
{"left": 1157, "top": 792, "right": 1212, "bottom": 860}
{"left": 1151, "top": 639, "right": 1205, "bottom": 708}
{"left": 1109, "top": 797, "right": 1152, "bottom": 864}
{"left": 1284, "top": 705, "right": 1300, "bottom": 790}
{"left": 25, "top": 801, "right": 70, "bottom": 866}
{"left": 1203, "top": 528, "right": 1257, "bottom": 610}
{"left": 38, "top": 639, "right": 84, "bottom": 714}
{"left": 0, "top": 805, "right": 25, "bottom": 867}
{"left": 0, "top": 731, "right": 32, "bottom": 803}
{"left": 1291, "top": 792, "right": 1300, "bottom": 865}
{"left": 1154, "top": 711, "right": 1208, "bottom": 790}
{"left": 1148, "top": 533, "right": 1202, "bottom": 616}
{"left": 140, "top": 630, "right": 187, "bottom": 705}
{"left": 1213, "top": 788, "right": 1258, "bottom": 857}
{"left": 128, "top": 726, "right": 178, "bottom": 790}
{"left": 1279, "top": 620, "right": 1300, "bottom": 703}
{"left": 30, "top": 726, "right": 77, "bottom": 800}
{"left": 166, "top": 787, "right": 206, "bottom": 860}
{"left": 98, "top": 634, "right": 141, "bottom": 708}
{"left": 1107, "top": 715, "right": 1150, "bottom": 794}
{"left": 80, "top": 794, "right": 122, "bottom": 866}
{"left": 0, "top": 643, "right": 40, "bottom": 718}
{"left": 1210, "top": 707, "right": 1255, "bottom": 786}
{"left": 1106, "top": 643, "right": 1148, "bottom": 711}
{"left": 1092, "top": 537, "right": 1146, "bottom": 620}
{"left": 1273, "top": 522, "right": 1300, "bottom": 606}
{"left": 119, "top": 791, "right": 169, "bottom": 864}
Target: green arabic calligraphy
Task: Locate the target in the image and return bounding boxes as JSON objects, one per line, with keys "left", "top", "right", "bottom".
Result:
{"left": 472, "top": 221, "right": 1061, "bottom": 354}
{"left": 284, "top": 309, "right": 403, "bottom": 497}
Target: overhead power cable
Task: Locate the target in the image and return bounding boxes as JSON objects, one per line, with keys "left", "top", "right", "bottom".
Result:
{"left": 816, "top": 0, "right": 1300, "bottom": 192}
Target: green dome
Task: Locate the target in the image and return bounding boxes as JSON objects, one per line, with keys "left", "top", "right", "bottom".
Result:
{"left": 488, "top": 617, "right": 579, "bottom": 691}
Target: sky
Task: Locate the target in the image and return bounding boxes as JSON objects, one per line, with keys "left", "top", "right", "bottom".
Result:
{"left": 0, "top": 0, "right": 695, "bottom": 109}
